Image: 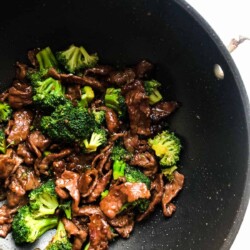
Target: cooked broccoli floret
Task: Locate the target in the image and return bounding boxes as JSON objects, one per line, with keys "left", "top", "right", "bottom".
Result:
{"left": 111, "top": 145, "right": 132, "bottom": 180}
{"left": 78, "top": 86, "right": 95, "bottom": 108}
{"left": 83, "top": 127, "right": 107, "bottom": 153}
{"left": 56, "top": 44, "right": 99, "bottom": 74}
{"left": 162, "top": 165, "right": 178, "bottom": 182}
{"left": 27, "top": 47, "right": 58, "bottom": 84}
{"left": 104, "top": 88, "right": 126, "bottom": 117}
{"left": 45, "top": 220, "right": 72, "bottom": 250}
{"left": 59, "top": 201, "right": 72, "bottom": 220}
{"left": 40, "top": 102, "right": 96, "bottom": 143}
{"left": 0, "top": 102, "right": 12, "bottom": 123}
{"left": 111, "top": 145, "right": 131, "bottom": 162}
{"left": 83, "top": 242, "right": 90, "bottom": 250}
{"left": 29, "top": 179, "right": 59, "bottom": 218}
{"left": 124, "top": 165, "right": 151, "bottom": 189}
{"left": 32, "top": 77, "right": 67, "bottom": 110}
{"left": 112, "top": 160, "right": 127, "bottom": 180}
{"left": 144, "top": 79, "right": 163, "bottom": 105}
{"left": 0, "top": 129, "right": 6, "bottom": 154}
{"left": 121, "top": 198, "right": 150, "bottom": 213}
{"left": 12, "top": 205, "right": 58, "bottom": 244}
{"left": 148, "top": 130, "right": 182, "bottom": 167}
{"left": 92, "top": 110, "right": 106, "bottom": 125}
{"left": 36, "top": 46, "right": 58, "bottom": 71}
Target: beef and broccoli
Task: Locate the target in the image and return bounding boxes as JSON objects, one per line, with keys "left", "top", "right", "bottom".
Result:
{"left": 0, "top": 44, "right": 184, "bottom": 250}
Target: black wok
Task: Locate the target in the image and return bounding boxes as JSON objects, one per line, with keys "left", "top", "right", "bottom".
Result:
{"left": 0, "top": 0, "right": 249, "bottom": 249}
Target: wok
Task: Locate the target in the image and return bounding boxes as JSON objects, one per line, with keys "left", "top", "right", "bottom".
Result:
{"left": 0, "top": 0, "right": 249, "bottom": 249}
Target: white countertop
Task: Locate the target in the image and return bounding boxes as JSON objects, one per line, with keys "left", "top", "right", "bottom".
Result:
{"left": 185, "top": 1, "right": 250, "bottom": 249}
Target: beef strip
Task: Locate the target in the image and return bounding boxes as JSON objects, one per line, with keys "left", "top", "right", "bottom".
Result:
{"left": 88, "top": 214, "right": 114, "bottom": 250}
{"left": 6, "top": 109, "right": 33, "bottom": 146}
{"left": 123, "top": 131, "right": 150, "bottom": 153}
{"left": 8, "top": 81, "right": 33, "bottom": 109}
{"left": 27, "top": 48, "right": 39, "bottom": 67}
{"left": 17, "top": 143, "right": 35, "bottom": 165}
{"left": 27, "top": 130, "right": 51, "bottom": 158}
{"left": 35, "top": 148, "right": 72, "bottom": 175}
{"left": 150, "top": 101, "right": 179, "bottom": 122}
{"left": 65, "top": 84, "right": 81, "bottom": 103}
{"left": 130, "top": 151, "right": 159, "bottom": 176}
{"left": 15, "top": 62, "right": 28, "bottom": 82}
{"left": 0, "top": 205, "right": 19, "bottom": 238}
{"left": 134, "top": 60, "right": 154, "bottom": 79}
{"left": 107, "top": 68, "right": 136, "bottom": 86}
{"left": 6, "top": 165, "right": 40, "bottom": 207}
{"left": 0, "top": 89, "right": 9, "bottom": 102}
{"left": 108, "top": 212, "right": 135, "bottom": 238}
{"left": 100, "top": 182, "right": 151, "bottom": 219}
{"left": 84, "top": 65, "right": 114, "bottom": 76}
{"left": 86, "top": 170, "right": 112, "bottom": 203}
{"left": 78, "top": 169, "right": 99, "bottom": 198}
{"left": 0, "top": 149, "right": 23, "bottom": 179}
{"left": 76, "top": 205, "right": 104, "bottom": 217}
{"left": 62, "top": 217, "right": 88, "bottom": 250}
{"left": 124, "top": 80, "right": 151, "bottom": 135}
{"left": 137, "top": 173, "right": 164, "bottom": 222}
{"left": 48, "top": 68, "right": 105, "bottom": 91}
{"left": 99, "top": 106, "right": 120, "bottom": 133}
{"left": 162, "top": 171, "right": 184, "bottom": 217}
{"left": 55, "top": 170, "right": 80, "bottom": 213}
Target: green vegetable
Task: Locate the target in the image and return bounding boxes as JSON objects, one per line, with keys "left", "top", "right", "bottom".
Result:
{"left": 104, "top": 88, "right": 126, "bottom": 117}
{"left": 56, "top": 44, "right": 99, "bottom": 74}
{"left": 112, "top": 160, "right": 127, "bottom": 180}
{"left": 0, "top": 129, "right": 6, "bottom": 154}
{"left": 40, "top": 102, "right": 96, "bottom": 143}
{"left": 100, "top": 190, "right": 109, "bottom": 200}
{"left": 162, "top": 165, "right": 178, "bottom": 182}
{"left": 0, "top": 102, "right": 12, "bottom": 123}
{"left": 78, "top": 86, "right": 95, "bottom": 108}
{"left": 12, "top": 205, "right": 58, "bottom": 244}
{"left": 83, "top": 127, "right": 107, "bottom": 153}
{"left": 58, "top": 201, "right": 72, "bottom": 220}
{"left": 92, "top": 110, "right": 106, "bottom": 125}
{"left": 144, "top": 79, "right": 163, "bottom": 105}
{"left": 27, "top": 46, "right": 58, "bottom": 84}
{"left": 148, "top": 130, "right": 182, "bottom": 167}
{"left": 29, "top": 179, "right": 59, "bottom": 218}
{"left": 32, "top": 77, "right": 67, "bottom": 110}
{"left": 45, "top": 220, "right": 72, "bottom": 250}
{"left": 110, "top": 145, "right": 131, "bottom": 162}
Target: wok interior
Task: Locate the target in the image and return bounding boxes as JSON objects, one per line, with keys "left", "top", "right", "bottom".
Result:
{"left": 0, "top": 0, "right": 249, "bottom": 249}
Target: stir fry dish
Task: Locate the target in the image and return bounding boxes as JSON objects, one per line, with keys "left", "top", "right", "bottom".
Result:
{"left": 0, "top": 44, "right": 184, "bottom": 250}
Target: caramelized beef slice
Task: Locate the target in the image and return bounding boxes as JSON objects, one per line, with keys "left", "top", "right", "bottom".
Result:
{"left": 6, "top": 109, "right": 33, "bottom": 145}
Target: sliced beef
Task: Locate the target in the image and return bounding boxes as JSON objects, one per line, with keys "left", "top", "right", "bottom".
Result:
{"left": 48, "top": 68, "right": 105, "bottom": 91}
{"left": 78, "top": 169, "right": 99, "bottom": 198}
{"left": 6, "top": 165, "right": 40, "bottom": 207}
{"left": 134, "top": 60, "right": 154, "bottom": 79}
{"left": 88, "top": 214, "right": 113, "bottom": 250}
{"left": 107, "top": 68, "right": 136, "bottom": 86}
{"left": 35, "top": 148, "right": 72, "bottom": 175}
{"left": 6, "top": 109, "right": 33, "bottom": 145}
{"left": 0, "top": 149, "right": 23, "bottom": 179}
{"left": 0, "top": 205, "right": 19, "bottom": 238}
{"left": 65, "top": 84, "right": 81, "bottom": 103}
{"left": 108, "top": 212, "right": 135, "bottom": 238}
{"left": 17, "top": 143, "right": 35, "bottom": 165}
{"left": 130, "top": 151, "right": 159, "bottom": 176}
{"left": 62, "top": 217, "right": 88, "bottom": 250}
{"left": 27, "top": 48, "right": 39, "bottom": 67}
{"left": 99, "top": 106, "right": 120, "bottom": 133}
{"left": 77, "top": 205, "right": 104, "bottom": 217}
{"left": 124, "top": 80, "right": 151, "bottom": 135}
{"left": 8, "top": 82, "right": 33, "bottom": 109}
{"left": 55, "top": 170, "right": 80, "bottom": 212}
{"left": 86, "top": 170, "right": 112, "bottom": 203}
{"left": 100, "top": 182, "right": 151, "bottom": 219}
{"left": 137, "top": 173, "right": 164, "bottom": 222}
{"left": 85, "top": 65, "right": 114, "bottom": 76}
{"left": 27, "top": 130, "right": 51, "bottom": 158}
{"left": 150, "top": 101, "right": 179, "bottom": 122}
{"left": 15, "top": 62, "right": 28, "bottom": 82}
{"left": 162, "top": 171, "right": 184, "bottom": 217}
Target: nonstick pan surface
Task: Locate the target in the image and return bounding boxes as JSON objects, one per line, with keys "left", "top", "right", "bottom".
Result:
{"left": 0, "top": 0, "right": 249, "bottom": 249}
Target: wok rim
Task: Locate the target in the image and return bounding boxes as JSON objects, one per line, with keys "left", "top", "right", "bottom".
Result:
{"left": 175, "top": 0, "right": 250, "bottom": 249}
